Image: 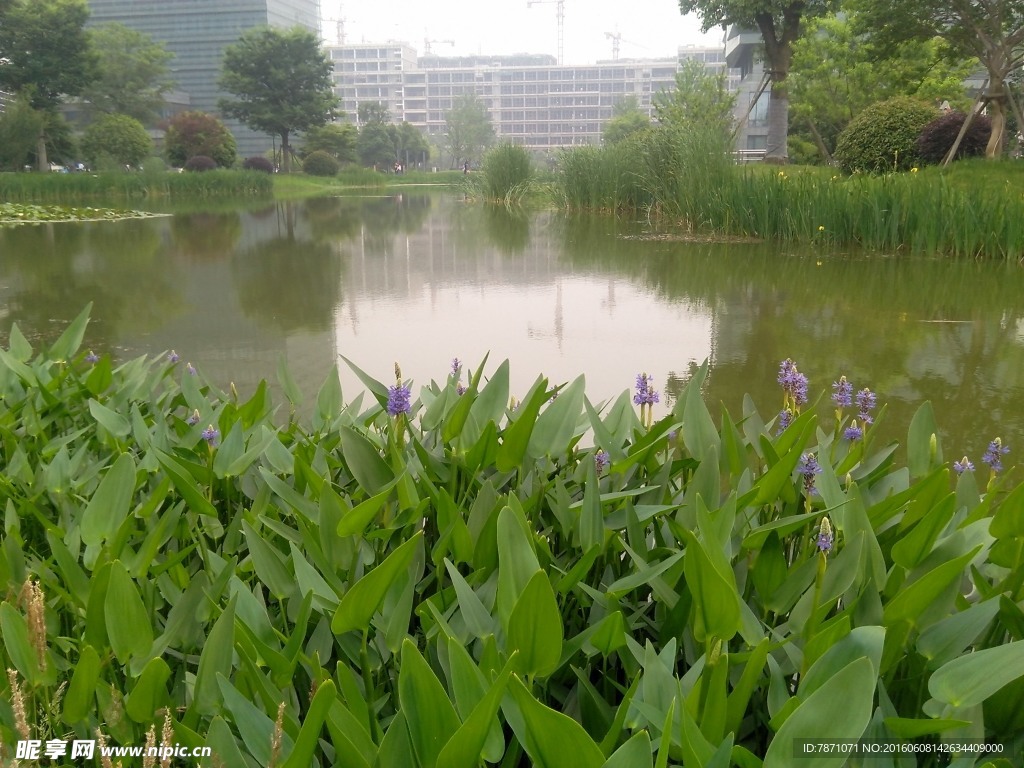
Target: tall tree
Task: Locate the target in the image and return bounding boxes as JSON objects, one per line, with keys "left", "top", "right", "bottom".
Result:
{"left": 678, "top": 0, "right": 840, "bottom": 163}
{"left": 444, "top": 93, "right": 494, "bottom": 169}
{"left": 0, "top": 0, "right": 97, "bottom": 170}
{"left": 603, "top": 96, "right": 651, "bottom": 145}
{"left": 82, "top": 23, "right": 174, "bottom": 123}
{"left": 301, "top": 122, "right": 358, "bottom": 164}
{"left": 654, "top": 58, "right": 736, "bottom": 133}
{"left": 219, "top": 26, "right": 337, "bottom": 172}
{"left": 356, "top": 101, "right": 395, "bottom": 168}
{"left": 389, "top": 122, "right": 430, "bottom": 167}
{"left": 789, "top": 14, "right": 973, "bottom": 161}
{"left": 853, "top": 0, "right": 1024, "bottom": 157}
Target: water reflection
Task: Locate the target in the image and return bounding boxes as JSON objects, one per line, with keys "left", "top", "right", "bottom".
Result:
{"left": 0, "top": 192, "right": 1021, "bottom": 459}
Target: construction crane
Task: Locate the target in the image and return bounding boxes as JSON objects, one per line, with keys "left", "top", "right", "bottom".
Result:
{"left": 322, "top": 2, "right": 347, "bottom": 44}
{"left": 527, "top": 0, "right": 565, "bottom": 65}
{"left": 424, "top": 37, "right": 455, "bottom": 55}
{"left": 604, "top": 30, "right": 647, "bottom": 60}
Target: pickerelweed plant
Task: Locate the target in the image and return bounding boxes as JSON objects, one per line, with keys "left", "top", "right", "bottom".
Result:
{"left": 1, "top": 307, "right": 1022, "bottom": 767}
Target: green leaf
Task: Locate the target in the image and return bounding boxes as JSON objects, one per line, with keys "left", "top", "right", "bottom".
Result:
{"left": 49, "top": 302, "right": 92, "bottom": 360}
{"left": 315, "top": 364, "right": 343, "bottom": 429}
{"left": 192, "top": 597, "right": 236, "bottom": 716}
{"left": 62, "top": 645, "right": 101, "bottom": 724}
{"left": 277, "top": 356, "right": 304, "bottom": 407}
{"left": 105, "top": 560, "right": 153, "bottom": 664}
{"left": 991, "top": 480, "right": 1024, "bottom": 539}
{"left": 437, "top": 662, "right": 513, "bottom": 768}
{"left": 280, "top": 680, "right": 338, "bottom": 768}
{"left": 883, "top": 548, "right": 979, "bottom": 627}
{"left": 0, "top": 602, "right": 41, "bottom": 684}
{"left": 918, "top": 598, "right": 1000, "bottom": 668}
{"left": 496, "top": 375, "right": 548, "bottom": 471}
{"left": 680, "top": 360, "right": 719, "bottom": 461}
{"left": 764, "top": 657, "right": 875, "bottom": 767}
{"left": 683, "top": 531, "right": 742, "bottom": 643}
{"left": 337, "top": 476, "right": 401, "bottom": 537}
{"left": 340, "top": 426, "right": 395, "bottom": 494}
{"left": 800, "top": 626, "right": 884, "bottom": 700}
{"left": 528, "top": 375, "right": 585, "bottom": 458}
{"left": 399, "top": 639, "right": 462, "bottom": 768}
{"left": 125, "top": 657, "right": 171, "bottom": 723}
{"left": 505, "top": 675, "right": 605, "bottom": 768}
{"left": 340, "top": 354, "right": 389, "bottom": 407}
{"left": 907, "top": 401, "right": 942, "bottom": 479}
{"left": 88, "top": 398, "right": 131, "bottom": 438}
{"left": 155, "top": 450, "right": 218, "bottom": 518}
{"left": 81, "top": 453, "right": 137, "bottom": 547}
{"left": 883, "top": 717, "right": 972, "bottom": 739}
{"left": 928, "top": 638, "right": 1024, "bottom": 708}
{"left": 508, "top": 570, "right": 563, "bottom": 678}
{"left": 891, "top": 493, "right": 955, "bottom": 569}
{"left": 332, "top": 532, "right": 422, "bottom": 635}
{"left": 496, "top": 504, "right": 542, "bottom": 627}
{"left": 602, "top": 731, "right": 653, "bottom": 768}
{"left": 217, "top": 673, "right": 293, "bottom": 765}
{"left": 444, "top": 559, "right": 495, "bottom": 639}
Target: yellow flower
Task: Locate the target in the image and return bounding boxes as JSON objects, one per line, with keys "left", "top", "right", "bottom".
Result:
{"left": 818, "top": 225, "right": 825, "bottom": 231}
{"left": 911, "top": 167, "right": 919, "bottom": 173}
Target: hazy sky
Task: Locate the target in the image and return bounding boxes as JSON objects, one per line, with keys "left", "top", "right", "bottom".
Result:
{"left": 327, "top": 0, "right": 725, "bottom": 64}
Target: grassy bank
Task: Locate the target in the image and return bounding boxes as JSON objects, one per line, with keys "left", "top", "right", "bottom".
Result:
{"left": 0, "top": 306, "right": 1021, "bottom": 766}
{"left": 273, "top": 168, "right": 466, "bottom": 199}
{"left": 0, "top": 169, "right": 273, "bottom": 203}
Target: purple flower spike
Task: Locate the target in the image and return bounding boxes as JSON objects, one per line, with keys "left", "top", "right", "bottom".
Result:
{"left": 201, "top": 425, "right": 220, "bottom": 446}
{"left": 778, "top": 359, "right": 809, "bottom": 406}
{"left": 953, "top": 456, "right": 974, "bottom": 475}
{"left": 816, "top": 518, "right": 834, "bottom": 555}
{"left": 187, "top": 409, "right": 201, "bottom": 426}
{"left": 85, "top": 350, "right": 100, "bottom": 364}
{"left": 776, "top": 408, "right": 793, "bottom": 435}
{"left": 595, "top": 450, "right": 610, "bottom": 472}
{"left": 450, "top": 358, "right": 461, "bottom": 377}
{"left": 982, "top": 438, "right": 1009, "bottom": 474}
{"left": 856, "top": 388, "right": 876, "bottom": 425}
{"left": 387, "top": 383, "right": 412, "bottom": 416}
{"left": 167, "top": 350, "right": 180, "bottom": 364}
{"left": 831, "top": 376, "right": 853, "bottom": 409}
{"left": 186, "top": 362, "right": 197, "bottom": 376}
{"left": 843, "top": 423, "right": 863, "bottom": 441}
{"left": 633, "top": 373, "right": 659, "bottom": 406}
{"left": 797, "top": 452, "right": 822, "bottom": 496}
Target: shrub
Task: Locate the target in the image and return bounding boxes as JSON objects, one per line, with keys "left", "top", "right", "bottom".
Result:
{"left": 242, "top": 155, "right": 275, "bottom": 173}
{"left": 834, "top": 97, "right": 937, "bottom": 174}
{"left": 916, "top": 110, "right": 992, "bottom": 165}
{"left": 80, "top": 113, "right": 152, "bottom": 168}
{"left": 164, "top": 111, "right": 237, "bottom": 168}
{"left": 302, "top": 149, "right": 339, "bottom": 177}
{"left": 183, "top": 155, "right": 217, "bottom": 172}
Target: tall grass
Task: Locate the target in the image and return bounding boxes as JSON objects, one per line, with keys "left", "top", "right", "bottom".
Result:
{"left": 0, "top": 169, "right": 272, "bottom": 203}
{"left": 479, "top": 143, "right": 533, "bottom": 205}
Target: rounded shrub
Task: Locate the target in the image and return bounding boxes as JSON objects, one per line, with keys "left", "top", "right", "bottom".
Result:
{"left": 242, "top": 155, "right": 275, "bottom": 173}
{"left": 183, "top": 155, "right": 218, "bottom": 172}
{"left": 916, "top": 111, "right": 992, "bottom": 165}
{"left": 834, "top": 97, "right": 937, "bottom": 174}
{"left": 165, "top": 111, "right": 237, "bottom": 168}
{"left": 302, "top": 150, "right": 339, "bottom": 177}
{"left": 481, "top": 143, "right": 533, "bottom": 202}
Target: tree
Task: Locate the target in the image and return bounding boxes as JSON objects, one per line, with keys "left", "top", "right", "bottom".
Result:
{"left": 788, "top": 13, "right": 974, "bottom": 161}
{"left": 82, "top": 23, "right": 174, "bottom": 123}
{"left": 80, "top": 113, "right": 152, "bottom": 168}
{"left": 165, "top": 111, "right": 237, "bottom": 168}
{"left": 853, "top": 0, "right": 1024, "bottom": 157}
{"left": 356, "top": 101, "right": 395, "bottom": 168}
{"left": 301, "top": 122, "right": 357, "bottom": 164}
{"left": 603, "top": 96, "right": 651, "bottom": 145}
{"left": 678, "top": 0, "right": 841, "bottom": 163}
{"left": 653, "top": 58, "right": 735, "bottom": 134}
{"left": 0, "top": 93, "right": 45, "bottom": 170}
{"left": 0, "top": 0, "right": 97, "bottom": 170}
{"left": 219, "top": 26, "right": 337, "bottom": 173}
{"left": 389, "top": 122, "right": 430, "bottom": 167}
{"left": 444, "top": 93, "right": 494, "bottom": 168}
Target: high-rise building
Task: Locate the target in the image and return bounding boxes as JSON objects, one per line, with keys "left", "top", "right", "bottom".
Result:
{"left": 86, "top": 0, "right": 320, "bottom": 157}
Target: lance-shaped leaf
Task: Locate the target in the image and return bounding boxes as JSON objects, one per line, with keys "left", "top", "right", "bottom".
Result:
{"left": 332, "top": 532, "right": 422, "bottom": 635}
{"left": 508, "top": 570, "right": 563, "bottom": 678}
{"left": 81, "top": 453, "right": 137, "bottom": 547}
{"left": 505, "top": 675, "right": 605, "bottom": 768}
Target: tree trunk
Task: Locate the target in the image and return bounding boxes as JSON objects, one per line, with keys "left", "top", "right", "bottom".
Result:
{"left": 755, "top": 13, "right": 796, "bottom": 165}
{"left": 36, "top": 127, "right": 49, "bottom": 172}
{"left": 985, "top": 76, "right": 1007, "bottom": 159}
{"left": 764, "top": 75, "right": 790, "bottom": 164}
{"left": 281, "top": 131, "right": 291, "bottom": 173}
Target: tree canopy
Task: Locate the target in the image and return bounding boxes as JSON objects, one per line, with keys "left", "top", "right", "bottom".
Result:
{"left": 82, "top": 23, "right": 174, "bottom": 124}
{"left": 852, "top": 0, "right": 1024, "bottom": 157}
{"left": 602, "top": 96, "right": 651, "bottom": 145}
{"left": 444, "top": 93, "right": 495, "bottom": 168}
{"left": 165, "top": 111, "right": 237, "bottom": 168}
{"left": 356, "top": 102, "right": 396, "bottom": 168}
{"left": 80, "top": 113, "right": 152, "bottom": 168}
{"left": 654, "top": 58, "right": 735, "bottom": 134}
{"left": 301, "top": 122, "right": 358, "bottom": 164}
{"left": 678, "top": 0, "right": 840, "bottom": 162}
{"left": 219, "top": 26, "right": 337, "bottom": 172}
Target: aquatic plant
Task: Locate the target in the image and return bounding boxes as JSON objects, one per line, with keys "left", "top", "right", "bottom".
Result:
{"left": 0, "top": 307, "right": 1021, "bottom": 766}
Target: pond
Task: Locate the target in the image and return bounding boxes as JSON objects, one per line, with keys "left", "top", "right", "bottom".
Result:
{"left": 1, "top": 191, "right": 1022, "bottom": 466}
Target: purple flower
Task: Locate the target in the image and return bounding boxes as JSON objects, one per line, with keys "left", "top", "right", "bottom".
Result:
{"left": 776, "top": 408, "right": 793, "bottom": 435}
{"left": 186, "top": 362, "right": 197, "bottom": 376}
{"left": 778, "top": 359, "right": 808, "bottom": 406}
{"left": 667, "top": 430, "right": 677, "bottom": 442}
{"left": 953, "top": 456, "right": 974, "bottom": 475}
{"left": 816, "top": 518, "right": 834, "bottom": 554}
{"left": 843, "top": 423, "right": 863, "bottom": 441}
{"left": 85, "top": 350, "right": 100, "bottom": 364}
{"left": 831, "top": 376, "right": 853, "bottom": 409}
{"left": 167, "top": 350, "right": 179, "bottom": 364}
{"left": 456, "top": 384, "right": 467, "bottom": 396}
{"left": 186, "top": 409, "right": 201, "bottom": 426}
{"left": 982, "top": 438, "right": 1009, "bottom": 474}
{"left": 633, "top": 373, "right": 660, "bottom": 406}
{"left": 387, "top": 383, "right": 412, "bottom": 416}
{"left": 201, "top": 425, "right": 220, "bottom": 446}
{"left": 798, "top": 452, "right": 822, "bottom": 496}
{"left": 450, "top": 358, "right": 461, "bottom": 377}
{"left": 595, "top": 450, "right": 610, "bottom": 472}
{"left": 856, "top": 388, "right": 876, "bottom": 426}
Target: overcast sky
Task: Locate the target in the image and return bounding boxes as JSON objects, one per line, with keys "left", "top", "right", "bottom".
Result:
{"left": 327, "top": 0, "right": 725, "bottom": 64}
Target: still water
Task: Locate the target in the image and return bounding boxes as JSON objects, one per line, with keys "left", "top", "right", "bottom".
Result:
{"left": 1, "top": 191, "right": 1022, "bottom": 465}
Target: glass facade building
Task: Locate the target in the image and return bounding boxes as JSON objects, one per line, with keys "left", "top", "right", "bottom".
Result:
{"left": 86, "top": 0, "right": 320, "bottom": 157}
